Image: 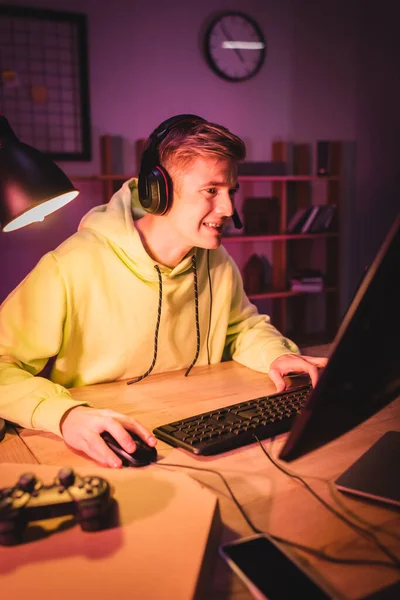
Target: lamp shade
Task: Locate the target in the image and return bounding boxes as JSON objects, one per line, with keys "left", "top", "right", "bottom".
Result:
{"left": 0, "top": 116, "right": 79, "bottom": 232}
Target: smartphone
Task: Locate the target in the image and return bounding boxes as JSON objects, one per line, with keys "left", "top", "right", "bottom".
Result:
{"left": 219, "top": 533, "right": 335, "bottom": 600}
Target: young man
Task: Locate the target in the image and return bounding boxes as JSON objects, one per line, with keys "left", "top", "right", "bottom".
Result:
{"left": 0, "top": 115, "right": 327, "bottom": 467}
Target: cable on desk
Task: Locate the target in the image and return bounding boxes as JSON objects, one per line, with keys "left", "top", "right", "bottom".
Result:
{"left": 254, "top": 435, "right": 400, "bottom": 569}
{"left": 325, "top": 480, "right": 400, "bottom": 543}
{"left": 155, "top": 461, "right": 400, "bottom": 571}
{"left": 157, "top": 462, "right": 261, "bottom": 535}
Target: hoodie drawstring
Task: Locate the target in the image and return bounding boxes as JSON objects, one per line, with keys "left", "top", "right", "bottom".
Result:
{"left": 185, "top": 255, "right": 200, "bottom": 377}
{"left": 127, "top": 264, "right": 163, "bottom": 385}
{"left": 127, "top": 256, "right": 200, "bottom": 385}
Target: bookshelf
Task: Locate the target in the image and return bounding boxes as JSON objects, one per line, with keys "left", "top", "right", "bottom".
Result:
{"left": 74, "top": 137, "right": 344, "bottom": 346}
{"left": 223, "top": 141, "right": 344, "bottom": 345}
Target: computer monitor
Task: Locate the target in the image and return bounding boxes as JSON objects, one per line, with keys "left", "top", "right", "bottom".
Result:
{"left": 280, "top": 215, "right": 400, "bottom": 462}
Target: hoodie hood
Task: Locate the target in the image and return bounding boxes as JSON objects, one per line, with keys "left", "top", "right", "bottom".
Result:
{"left": 78, "top": 178, "right": 196, "bottom": 280}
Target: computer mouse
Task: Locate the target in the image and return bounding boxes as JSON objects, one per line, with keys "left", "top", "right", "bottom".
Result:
{"left": 101, "top": 431, "right": 157, "bottom": 467}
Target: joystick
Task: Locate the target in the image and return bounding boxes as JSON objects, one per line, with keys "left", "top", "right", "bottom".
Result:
{"left": 18, "top": 472, "right": 37, "bottom": 493}
{"left": 0, "top": 468, "right": 112, "bottom": 545}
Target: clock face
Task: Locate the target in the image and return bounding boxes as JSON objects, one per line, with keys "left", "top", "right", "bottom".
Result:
{"left": 204, "top": 11, "right": 266, "bottom": 82}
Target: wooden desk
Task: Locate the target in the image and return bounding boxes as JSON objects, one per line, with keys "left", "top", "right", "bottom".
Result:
{"left": 1, "top": 358, "right": 400, "bottom": 599}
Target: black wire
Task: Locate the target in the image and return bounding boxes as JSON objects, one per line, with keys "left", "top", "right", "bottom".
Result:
{"left": 155, "top": 460, "right": 400, "bottom": 571}
{"left": 254, "top": 435, "right": 400, "bottom": 569}
{"left": 157, "top": 461, "right": 262, "bottom": 534}
{"left": 185, "top": 255, "right": 200, "bottom": 377}
{"left": 206, "top": 249, "right": 212, "bottom": 365}
{"left": 325, "top": 480, "right": 400, "bottom": 542}
{"left": 127, "top": 264, "right": 162, "bottom": 385}
{"left": 267, "top": 535, "right": 400, "bottom": 569}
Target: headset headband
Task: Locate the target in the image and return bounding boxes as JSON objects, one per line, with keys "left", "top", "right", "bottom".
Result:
{"left": 152, "top": 114, "right": 206, "bottom": 143}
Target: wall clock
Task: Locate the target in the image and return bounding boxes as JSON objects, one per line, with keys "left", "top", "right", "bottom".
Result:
{"left": 204, "top": 11, "right": 266, "bottom": 82}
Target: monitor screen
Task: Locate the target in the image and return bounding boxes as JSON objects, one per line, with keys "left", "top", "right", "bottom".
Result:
{"left": 280, "top": 215, "right": 400, "bottom": 461}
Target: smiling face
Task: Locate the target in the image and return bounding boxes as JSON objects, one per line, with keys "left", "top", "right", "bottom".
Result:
{"left": 136, "top": 118, "right": 245, "bottom": 267}
{"left": 164, "top": 154, "right": 239, "bottom": 252}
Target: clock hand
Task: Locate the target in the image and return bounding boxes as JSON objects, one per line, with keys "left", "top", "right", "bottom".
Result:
{"left": 220, "top": 21, "right": 244, "bottom": 64}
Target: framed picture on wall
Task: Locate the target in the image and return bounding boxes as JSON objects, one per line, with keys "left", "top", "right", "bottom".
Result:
{"left": 0, "top": 6, "right": 91, "bottom": 161}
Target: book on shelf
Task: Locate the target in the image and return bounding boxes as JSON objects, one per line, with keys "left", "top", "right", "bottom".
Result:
{"left": 300, "top": 205, "right": 321, "bottom": 233}
{"left": 289, "top": 268, "right": 324, "bottom": 292}
{"left": 286, "top": 208, "right": 308, "bottom": 233}
{"left": 287, "top": 206, "right": 320, "bottom": 233}
{"left": 309, "top": 204, "right": 337, "bottom": 233}
{"left": 290, "top": 281, "right": 324, "bottom": 292}
{"left": 287, "top": 204, "right": 337, "bottom": 234}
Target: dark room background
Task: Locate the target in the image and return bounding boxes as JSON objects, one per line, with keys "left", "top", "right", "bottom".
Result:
{"left": 1, "top": 0, "right": 399, "bottom": 327}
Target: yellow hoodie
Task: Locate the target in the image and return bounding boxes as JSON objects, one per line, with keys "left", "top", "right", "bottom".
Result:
{"left": 0, "top": 180, "right": 299, "bottom": 437}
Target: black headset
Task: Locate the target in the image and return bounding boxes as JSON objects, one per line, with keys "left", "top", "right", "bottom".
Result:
{"left": 137, "top": 113, "right": 243, "bottom": 228}
{"left": 138, "top": 114, "right": 205, "bottom": 215}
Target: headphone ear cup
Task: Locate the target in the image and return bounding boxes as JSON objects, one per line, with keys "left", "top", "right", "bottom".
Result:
{"left": 139, "top": 166, "right": 170, "bottom": 215}
{"left": 138, "top": 114, "right": 204, "bottom": 215}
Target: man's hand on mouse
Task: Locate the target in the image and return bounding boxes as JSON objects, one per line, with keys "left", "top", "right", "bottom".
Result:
{"left": 60, "top": 406, "right": 157, "bottom": 468}
{"left": 268, "top": 354, "right": 328, "bottom": 392}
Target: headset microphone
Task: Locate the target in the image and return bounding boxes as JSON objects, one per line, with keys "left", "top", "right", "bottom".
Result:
{"left": 232, "top": 209, "right": 243, "bottom": 229}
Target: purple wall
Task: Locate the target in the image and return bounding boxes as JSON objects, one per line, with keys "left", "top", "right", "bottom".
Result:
{"left": 1, "top": 0, "right": 399, "bottom": 312}
{"left": 290, "top": 0, "right": 400, "bottom": 309}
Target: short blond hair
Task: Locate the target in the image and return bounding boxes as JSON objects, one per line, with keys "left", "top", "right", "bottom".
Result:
{"left": 158, "top": 118, "right": 246, "bottom": 180}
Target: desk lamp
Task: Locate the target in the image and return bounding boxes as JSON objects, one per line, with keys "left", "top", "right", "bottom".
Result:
{"left": 0, "top": 116, "right": 80, "bottom": 440}
{"left": 0, "top": 116, "right": 79, "bottom": 232}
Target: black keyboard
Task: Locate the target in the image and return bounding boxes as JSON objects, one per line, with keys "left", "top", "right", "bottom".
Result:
{"left": 153, "top": 384, "right": 312, "bottom": 456}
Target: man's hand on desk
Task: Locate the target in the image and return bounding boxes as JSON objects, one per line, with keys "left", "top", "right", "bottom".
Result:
{"left": 60, "top": 406, "right": 157, "bottom": 468}
{"left": 268, "top": 354, "right": 328, "bottom": 392}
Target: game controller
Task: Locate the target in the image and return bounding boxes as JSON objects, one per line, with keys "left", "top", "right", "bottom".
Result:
{"left": 0, "top": 467, "right": 112, "bottom": 546}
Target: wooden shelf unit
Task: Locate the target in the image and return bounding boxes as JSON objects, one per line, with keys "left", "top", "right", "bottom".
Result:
{"left": 225, "top": 141, "right": 344, "bottom": 345}
{"left": 223, "top": 231, "right": 339, "bottom": 242}
{"left": 245, "top": 286, "right": 338, "bottom": 300}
